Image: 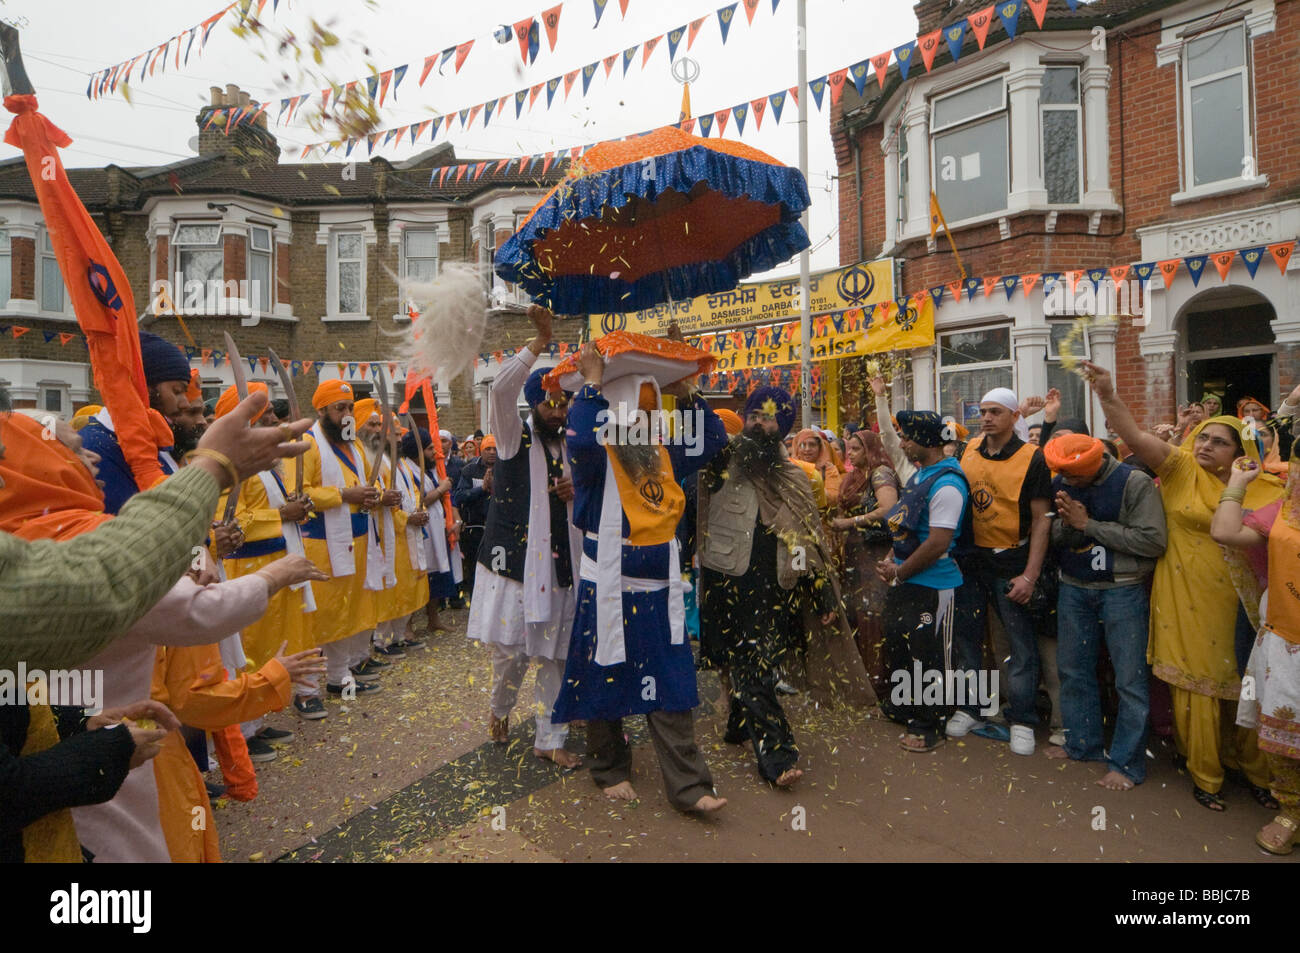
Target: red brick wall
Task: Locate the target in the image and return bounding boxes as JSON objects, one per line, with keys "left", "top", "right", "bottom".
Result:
{"left": 11, "top": 236, "right": 34, "bottom": 300}
{"left": 222, "top": 234, "right": 246, "bottom": 284}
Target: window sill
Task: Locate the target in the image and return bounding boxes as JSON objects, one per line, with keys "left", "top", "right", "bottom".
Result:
{"left": 1171, "top": 175, "right": 1268, "bottom": 205}
{"left": 320, "top": 313, "right": 373, "bottom": 323}
{"left": 897, "top": 202, "right": 1122, "bottom": 244}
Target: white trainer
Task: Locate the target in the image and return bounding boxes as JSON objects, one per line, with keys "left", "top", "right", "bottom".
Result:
{"left": 946, "top": 710, "right": 983, "bottom": 738}
{"left": 1010, "top": 725, "right": 1036, "bottom": 756}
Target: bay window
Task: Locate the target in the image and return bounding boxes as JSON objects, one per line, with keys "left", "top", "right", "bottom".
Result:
{"left": 931, "top": 78, "right": 1009, "bottom": 224}
{"left": 1184, "top": 24, "right": 1251, "bottom": 188}
{"left": 1041, "top": 66, "right": 1082, "bottom": 204}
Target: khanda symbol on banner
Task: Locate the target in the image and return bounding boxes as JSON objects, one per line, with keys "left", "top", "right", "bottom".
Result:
{"left": 640, "top": 478, "right": 665, "bottom": 507}
{"left": 87, "top": 261, "right": 125, "bottom": 313}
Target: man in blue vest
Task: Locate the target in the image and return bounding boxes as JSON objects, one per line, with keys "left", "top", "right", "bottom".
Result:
{"left": 1043, "top": 433, "right": 1167, "bottom": 790}
{"left": 877, "top": 410, "right": 971, "bottom": 753}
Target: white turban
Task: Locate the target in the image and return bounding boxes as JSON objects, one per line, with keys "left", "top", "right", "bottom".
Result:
{"left": 438, "top": 429, "right": 452, "bottom": 440}
{"left": 980, "top": 387, "right": 1031, "bottom": 442}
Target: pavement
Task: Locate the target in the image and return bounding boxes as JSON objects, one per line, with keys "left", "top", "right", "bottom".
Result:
{"left": 213, "top": 609, "right": 1296, "bottom": 863}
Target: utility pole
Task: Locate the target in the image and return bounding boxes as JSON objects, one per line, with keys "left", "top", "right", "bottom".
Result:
{"left": 796, "top": 0, "right": 812, "bottom": 429}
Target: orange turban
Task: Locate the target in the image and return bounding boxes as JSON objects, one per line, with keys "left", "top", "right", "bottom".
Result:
{"left": 312, "top": 379, "right": 354, "bottom": 410}
{"left": 186, "top": 368, "right": 202, "bottom": 403}
{"left": 214, "top": 382, "right": 268, "bottom": 421}
{"left": 1043, "top": 433, "right": 1105, "bottom": 476}
{"left": 353, "top": 398, "right": 380, "bottom": 424}
{"left": 73, "top": 404, "right": 102, "bottom": 419}
{"left": 715, "top": 409, "right": 743, "bottom": 436}
{"left": 480, "top": 434, "right": 497, "bottom": 451}
{"left": 0, "top": 413, "right": 109, "bottom": 541}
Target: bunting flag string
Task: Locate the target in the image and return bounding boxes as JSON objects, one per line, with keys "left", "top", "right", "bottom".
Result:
{"left": 88, "top": 1, "right": 278, "bottom": 100}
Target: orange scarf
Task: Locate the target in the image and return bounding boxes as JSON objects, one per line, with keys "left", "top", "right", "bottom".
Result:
{"left": 0, "top": 414, "right": 110, "bottom": 541}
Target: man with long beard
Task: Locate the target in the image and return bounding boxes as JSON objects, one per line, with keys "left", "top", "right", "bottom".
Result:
{"left": 698, "top": 386, "right": 871, "bottom": 788}
{"left": 465, "top": 305, "right": 584, "bottom": 768}
{"left": 284, "top": 381, "right": 383, "bottom": 719}
{"left": 354, "top": 399, "right": 403, "bottom": 674}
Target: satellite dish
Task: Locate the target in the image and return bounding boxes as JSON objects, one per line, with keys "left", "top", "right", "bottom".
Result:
{"left": 187, "top": 135, "right": 201, "bottom": 153}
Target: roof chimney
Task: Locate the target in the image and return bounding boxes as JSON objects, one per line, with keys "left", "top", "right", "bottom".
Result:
{"left": 196, "top": 83, "right": 280, "bottom": 162}
{"left": 914, "top": 0, "right": 956, "bottom": 33}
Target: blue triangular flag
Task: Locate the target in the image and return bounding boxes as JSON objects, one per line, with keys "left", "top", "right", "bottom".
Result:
{"left": 529, "top": 21, "right": 541, "bottom": 63}
{"left": 944, "top": 20, "right": 966, "bottom": 63}
{"left": 43, "top": 330, "right": 56, "bottom": 343}
{"left": 667, "top": 25, "right": 686, "bottom": 60}
{"left": 458, "top": 107, "right": 470, "bottom": 127}
{"left": 1185, "top": 254, "right": 1207, "bottom": 286}
{"left": 1042, "top": 271, "right": 1063, "bottom": 294}
{"left": 996, "top": 0, "right": 1022, "bottom": 41}
{"left": 546, "top": 76, "right": 561, "bottom": 108}
{"left": 1132, "top": 262, "right": 1155, "bottom": 284}
{"left": 366, "top": 75, "right": 379, "bottom": 100}
{"left": 346, "top": 138, "right": 357, "bottom": 157}
{"left": 184, "top": 28, "right": 197, "bottom": 65}
{"left": 622, "top": 46, "right": 638, "bottom": 77}
{"left": 483, "top": 99, "right": 496, "bottom": 125}
{"left": 515, "top": 89, "right": 528, "bottom": 118}
{"left": 348, "top": 362, "right": 358, "bottom": 376}
{"left": 964, "top": 277, "right": 981, "bottom": 301}
{"left": 440, "top": 47, "right": 456, "bottom": 69}
{"left": 392, "top": 64, "right": 408, "bottom": 99}
{"left": 382, "top": 129, "right": 396, "bottom": 145}
{"left": 582, "top": 62, "right": 598, "bottom": 95}
{"left": 894, "top": 41, "right": 917, "bottom": 81}
{"left": 593, "top": 0, "right": 609, "bottom": 28}
{"left": 1064, "top": 0, "right": 1079, "bottom": 9}
{"left": 278, "top": 97, "right": 292, "bottom": 120}
{"left": 1001, "top": 274, "right": 1021, "bottom": 299}
{"left": 717, "top": 3, "right": 738, "bottom": 45}
{"left": 1238, "top": 246, "right": 1266, "bottom": 279}
{"left": 698, "top": 113, "right": 714, "bottom": 136}
{"left": 929, "top": 285, "right": 945, "bottom": 307}
{"left": 732, "top": 103, "right": 748, "bottom": 135}
{"left": 248, "top": 357, "right": 259, "bottom": 375}
{"left": 769, "top": 90, "right": 786, "bottom": 124}
{"left": 1086, "top": 267, "right": 1107, "bottom": 289}
{"left": 849, "top": 60, "right": 870, "bottom": 97}
{"left": 808, "top": 76, "right": 827, "bottom": 110}
{"left": 772, "top": 0, "right": 780, "bottom": 9}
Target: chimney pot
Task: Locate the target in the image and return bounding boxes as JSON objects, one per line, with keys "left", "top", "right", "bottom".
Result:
{"left": 239, "top": 90, "right": 251, "bottom": 107}
{"left": 226, "top": 84, "right": 240, "bottom": 106}
{"left": 210, "top": 86, "right": 222, "bottom": 106}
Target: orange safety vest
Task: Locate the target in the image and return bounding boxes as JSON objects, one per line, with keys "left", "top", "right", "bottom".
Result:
{"left": 1265, "top": 506, "right": 1300, "bottom": 645}
{"left": 960, "top": 435, "right": 1034, "bottom": 550}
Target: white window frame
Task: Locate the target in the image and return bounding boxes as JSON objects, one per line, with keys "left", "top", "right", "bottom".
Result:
{"left": 935, "top": 322, "right": 1015, "bottom": 420}
{"left": 1182, "top": 22, "right": 1252, "bottom": 192}
{"left": 895, "top": 119, "right": 910, "bottom": 230}
{"left": 401, "top": 227, "right": 440, "bottom": 302}
{"left": 1045, "top": 319, "right": 1093, "bottom": 431}
{"left": 1040, "top": 65, "right": 1083, "bottom": 206}
{"left": 247, "top": 224, "right": 273, "bottom": 314}
{"left": 0, "top": 229, "right": 10, "bottom": 306}
{"left": 38, "top": 228, "right": 74, "bottom": 317}
{"left": 331, "top": 230, "right": 367, "bottom": 319}
{"left": 929, "top": 78, "right": 1011, "bottom": 227}
{"left": 40, "top": 382, "right": 67, "bottom": 415}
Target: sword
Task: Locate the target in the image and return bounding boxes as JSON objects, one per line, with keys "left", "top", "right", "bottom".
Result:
{"left": 266, "top": 346, "right": 306, "bottom": 499}
{"left": 219, "top": 331, "right": 250, "bottom": 524}
{"left": 404, "top": 413, "right": 427, "bottom": 511}
{"left": 366, "top": 363, "right": 395, "bottom": 486}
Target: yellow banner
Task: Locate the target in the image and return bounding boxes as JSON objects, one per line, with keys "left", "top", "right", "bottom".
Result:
{"left": 693, "top": 296, "right": 935, "bottom": 372}
{"left": 588, "top": 259, "right": 895, "bottom": 336}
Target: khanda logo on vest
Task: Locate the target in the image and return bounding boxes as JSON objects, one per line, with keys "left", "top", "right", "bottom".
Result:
{"left": 640, "top": 478, "right": 665, "bottom": 508}
{"left": 887, "top": 504, "right": 909, "bottom": 540}
{"left": 969, "top": 483, "right": 996, "bottom": 514}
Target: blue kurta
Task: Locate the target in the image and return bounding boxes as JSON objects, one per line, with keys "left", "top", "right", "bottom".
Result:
{"left": 552, "top": 384, "right": 726, "bottom": 722}
{"left": 79, "top": 419, "right": 177, "bottom": 515}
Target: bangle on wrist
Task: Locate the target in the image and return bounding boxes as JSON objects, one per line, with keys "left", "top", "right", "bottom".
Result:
{"left": 190, "top": 449, "right": 239, "bottom": 487}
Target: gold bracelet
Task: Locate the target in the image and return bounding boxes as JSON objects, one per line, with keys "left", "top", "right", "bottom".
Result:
{"left": 1218, "top": 491, "right": 1246, "bottom": 505}
{"left": 190, "top": 448, "right": 239, "bottom": 487}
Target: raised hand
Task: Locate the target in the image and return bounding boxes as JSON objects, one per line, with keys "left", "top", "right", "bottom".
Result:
{"left": 576, "top": 341, "right": 605, "bottom": 386}
{"left": 1078, "top": 361, "right": 1115, "bottom": 401}
{"left": 1019, "top": 395, "right": 1047, "bottom": 417}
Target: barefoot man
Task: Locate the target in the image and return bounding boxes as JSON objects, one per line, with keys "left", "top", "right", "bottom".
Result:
{"left": 1042, "top": 433, "right": 1167, "bottom": 790}
{"left": 552, "top": 338, "right": 728, "bottom": 814}
{"left": 465, "top": 305, "right": 583, "bottom": 768}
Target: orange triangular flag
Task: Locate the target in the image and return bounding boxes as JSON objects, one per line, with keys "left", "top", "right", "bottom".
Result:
{"left": 687, "top": 17, "right": 707, "bottom": 50}
{"left": 968, "top": 5, "right": 996, "bottom": 49}
{"left": 1021, "top": 273, "right": 1040, "bottom": 295}
{"left": 742, "top": 0, "right": 760, "bottom": 24}
{"left": 1268, "top": 240, "right": 1294, "bottom": 275}
{"left": 983, "top": 276, "right": 998, "bottom": 297}
{"left": 946, "top": 279, "right": 963, "bottom": 301}
{"left": 1157, "top": 259, "right": 1181, "bottom": 286}
{"left": 59, "top": 331, "right": 76, "bottom": 345}
{"left": 1025, "top": 0, "right": 1049, "bottom": 28}
{"left": 1109, "top": 264, "right": 1130, "bottom": 286}
{"left": 642, "top": 34, "right": 661, "bottom": 67}
{"left": 715, "top": 109, "right": 729, "bottom": 136}
{"left": 918, "top": 29, "right": 942, "bottom": 71}
{"left": 529, "top": 83, "right": 544, "bottom": 109}
{"left": 751, "top": 97, "right": 767, "bottom": 129}
{"left": 870, "top": 52, "right": 891, "bottom": 89}
{"left": 11, "top": 326, "right": 30, "bottom": 339}
{"left": 542, "top": 4, "right": 563, "bottom": 51}
{"left": 829, "top": 69, "right": 848, "bottom": 104}
{"left": 603, "top": 53, "right": 619, "bottom": 77}
{"left": 564, "top": 70, "right": 579, "bottom": 99}
{"left": 1066, "top": 269, "right": 1082, "bottom": 293}
{"left": 1210, "top": 251, "right": 1235, "bottom": 282}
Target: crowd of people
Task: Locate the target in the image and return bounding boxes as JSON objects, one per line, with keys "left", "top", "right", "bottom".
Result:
{"left": 3, "top": 305, "right": 1299, "bottom": 861}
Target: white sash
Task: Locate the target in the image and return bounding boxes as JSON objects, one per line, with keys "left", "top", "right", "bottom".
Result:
{"left": 522, "top": 425, "right": 554, "bottom": 624}
{"left": 309, "top": 421, "right": 360, "bottom": 577}
{"left": 362, "top": 451, "right": 396, "bottom": 591}
{"left": 396, "top": 460, "right": 430, "bottom": 573}
{"left": 257, "top": 470, "right": 318, "bottom": 613}
{"left": 423, "top": 474, "right": 452, "bottom": 574}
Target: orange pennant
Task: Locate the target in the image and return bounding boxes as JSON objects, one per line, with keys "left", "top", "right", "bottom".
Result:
{"left": 1108, "top": 264, "right": 1130, "bottom": 286}
{"left": 1210, "top": 251, "right": 1235, "bottom": 282}
{"left": 1268, "top": 240, "right": 1294, "bottom": 275}
{"left": 1021, "top": 273, "right": 1040, "bottom": 295}
{"left": 11, "top": 326, "right": 30, "bottom": 339}
{"left": 59, "top": 332, "right": 76, "bottom": 345}
{"left": 542, "top": 4, "right": 563, "bottom": 51}
{"left": 946, "top": 279, "right": 963, "bottom": 301}
{"left": 1157, "top": 259, "right": 1181, "bottom": 287}
{"left": 828, "top": 69, "right": 848, "bottom": 105}
{"left": 1025, "top": 0, "right": 1049, "bottom": 27}
{"left": 983, "top": 276, "right": 998, "bottom": 298}
{"left": 918, "top": 29, "right": 942, "bottom": 72}
{"left": 870, "top": 52, "right": 891, "bottom": 89}
{"left": 968, "top": 5, "right": 996, "bottom": 49}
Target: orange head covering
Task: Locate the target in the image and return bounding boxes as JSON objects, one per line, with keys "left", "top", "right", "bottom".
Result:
{"left": 715, "top": 409, "right": 743, "bottom": 436}
{"left": 480, "top": 434, "right": 497, "bottom": 451}
{"left": 312, "top": 379, "right": 354, "bottom": 410}
{"left": 185, "top": 368, "right": 202, "bottom": 403}
{"left": 793, "top": 428, "right": 845, "bottom": 472}
{"left": 1237, "top": 396, "right": 1270, "bottom": 419}
{"left": 73, "top": 404, "right": 102, "bottom": 419}
{"left": 214, "top": 382, "right": 268, "bottom": 421}
{"left": 1042, "top": 433, "right": 1105, "bottom": 477}
{"left": 0, "top": 413, "right": 109, "bottom": 541}
{"left": 353, "top": 398, "right": 380, "bottom": 424}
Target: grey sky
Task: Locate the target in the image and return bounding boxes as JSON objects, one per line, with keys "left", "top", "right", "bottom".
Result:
{"left": 5, "top": 0, "right": 919, "bottom": 276}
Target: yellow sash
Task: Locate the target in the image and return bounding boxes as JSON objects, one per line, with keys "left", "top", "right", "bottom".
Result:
{"left": 605, "top": 446, "right": 684, "bottom": 546}
{"left": 1266, "top": 506, "right": 1300, "bottom": 645}
{"left": 961, "top": 435, "right": 1034, "bottom": 550}
{"left": 20, "top": 699, "right": 83, "bottom": 863}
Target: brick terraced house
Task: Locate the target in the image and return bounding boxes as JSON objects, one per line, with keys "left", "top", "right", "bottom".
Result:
{"left": 0, "top": 84, "right": 572, "bottom": 435}
{"left": 832, "top": 0, "right": 1300, "bottom": 432}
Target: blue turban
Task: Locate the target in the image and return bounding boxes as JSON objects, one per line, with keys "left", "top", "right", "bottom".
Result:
{"left": 139, "top": 331, "right": 191, "bottom": 387}
{"left": 895, "top": 410, "right": 946, "bottom": 448}
{"left": 401, "top": 427, "right": 432, "bottom": 462}
{"left": 742, "top": 386, "right": 797, "bottom": 438}
{"left": 524, "top": 367, "right": 571, "bottom": 408}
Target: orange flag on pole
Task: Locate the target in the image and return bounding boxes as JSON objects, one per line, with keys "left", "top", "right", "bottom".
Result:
{"left": 4, "top": 94, "right": 167, "bottom": 493}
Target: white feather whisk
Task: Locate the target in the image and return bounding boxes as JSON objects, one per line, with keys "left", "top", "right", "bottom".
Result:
{"left": 398, "top": 261, "right": 489, "bottom": 384}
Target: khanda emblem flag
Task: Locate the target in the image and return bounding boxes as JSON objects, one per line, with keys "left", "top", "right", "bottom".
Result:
{"left": 88, "top": 261, "right": 125, "bottom": 313}
{"left": 895, "top": 300, "right": 919, "bottom": 331}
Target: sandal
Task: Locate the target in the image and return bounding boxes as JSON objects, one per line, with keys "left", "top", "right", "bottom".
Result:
{"left": 899, "top": 733, "right": 945, "bottom": 753}
{"left": 1256, "top": 815, "right": 1298, "bottom": 856}
{"left": 1192, "top": 786, "right": 1226, "bottom": 812}
{"left": 1248, "top": 783, "right": 1281, "bottom": 811}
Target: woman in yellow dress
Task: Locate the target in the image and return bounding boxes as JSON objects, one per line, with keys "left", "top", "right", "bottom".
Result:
{"left": 1081, "top": 361, "right": 1282, "bottom": 811}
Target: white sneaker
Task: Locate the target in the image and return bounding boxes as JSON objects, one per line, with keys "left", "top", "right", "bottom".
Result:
{"left": 946, "top": 711, "right": 983, "bottom": 738}
{"left": 1010, "top": 725, "right": 1036, "bottom": 756}
{"left": 1049, "top": 729, "right": 1066, "bottom": 747}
